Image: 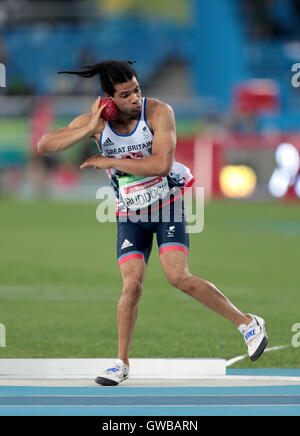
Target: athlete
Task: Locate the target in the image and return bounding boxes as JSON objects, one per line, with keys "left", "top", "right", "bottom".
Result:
{"left": 38, "top": 60, "right": 268, "bottom": 385}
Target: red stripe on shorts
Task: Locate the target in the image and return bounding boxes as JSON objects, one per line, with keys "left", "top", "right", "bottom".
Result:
{"left": 159, "top": 245, "right": 189, "bottom": 256}
{"left": 118, "top": 253, "right": 144, "bottom": 267}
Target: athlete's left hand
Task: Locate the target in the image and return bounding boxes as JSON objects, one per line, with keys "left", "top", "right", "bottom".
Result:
{"left": 80, "top": 154, "right": 111, "bottom": 170}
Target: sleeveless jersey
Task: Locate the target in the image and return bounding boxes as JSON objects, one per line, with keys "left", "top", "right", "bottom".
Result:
{"left": 98, "top": 98, "right": 195, "bottom": 214}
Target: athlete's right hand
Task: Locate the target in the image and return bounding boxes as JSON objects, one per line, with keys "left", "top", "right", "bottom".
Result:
{"left": 88, "top": 96, "right": 107, "bottom": 135}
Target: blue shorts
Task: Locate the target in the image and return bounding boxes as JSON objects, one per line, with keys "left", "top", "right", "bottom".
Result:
{"left": 117, "top": 199, "right": 189, "bottom": 267}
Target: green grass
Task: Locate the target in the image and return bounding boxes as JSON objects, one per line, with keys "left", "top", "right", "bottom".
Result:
{"left": 0, "top": 198, "right": 299, "bottom": 368}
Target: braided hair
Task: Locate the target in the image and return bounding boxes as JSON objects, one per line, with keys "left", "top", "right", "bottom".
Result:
{"left": 58, "top": 60, "right": 138, "bottom": 96}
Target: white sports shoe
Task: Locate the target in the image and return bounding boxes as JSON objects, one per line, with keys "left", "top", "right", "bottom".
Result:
{"left": 95, "top": 359, "right": 129, "bottom": 386}
{"left": 239, "top": 314, "right": 268, "bottom": 361}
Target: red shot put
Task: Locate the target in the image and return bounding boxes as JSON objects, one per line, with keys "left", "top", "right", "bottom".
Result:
{"left": 99, "top": 98, "right": 118, "bottom": 121}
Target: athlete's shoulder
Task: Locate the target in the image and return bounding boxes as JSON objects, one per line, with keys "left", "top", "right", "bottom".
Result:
{"left": 145, "top": 98, "right": 175, "bottom": 129}
{"left": 146, "top": 97, "right": 174, "bottom": 114}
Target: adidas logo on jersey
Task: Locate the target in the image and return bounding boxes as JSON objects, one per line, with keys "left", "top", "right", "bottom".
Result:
{"left": 103, "top": 138, "right": 114, "bottom": 147}
{"left": 121, "top": 239, "right": 134, "bottom": 250}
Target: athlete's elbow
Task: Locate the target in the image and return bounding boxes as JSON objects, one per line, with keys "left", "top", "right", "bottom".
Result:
{"left": 157, "top": 162, "right": 172, "bottom": 177}
{"left": 158, "top": 169, "right": 170, "bottom": 177}
{"left": 37, "top": 136, "right": 47, "bottom": 154}
{"left": 37, "top": 134, "right": 58, "bottom": 154}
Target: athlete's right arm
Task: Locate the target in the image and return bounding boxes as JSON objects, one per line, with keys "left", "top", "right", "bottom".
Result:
{"left": 37, "top": 97, "right": 107, "bottom": 154}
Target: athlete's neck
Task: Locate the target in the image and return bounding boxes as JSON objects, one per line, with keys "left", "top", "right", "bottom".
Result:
{"left": 114, "top": 111, "right": 140, "bottom": 125}
{"left": 109, "top": 111, "right": 140, "bottom": 135}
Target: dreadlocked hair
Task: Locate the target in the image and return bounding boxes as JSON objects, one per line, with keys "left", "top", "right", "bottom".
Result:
{"left": 58, "top": 60, "right": 138, "bottom": 96}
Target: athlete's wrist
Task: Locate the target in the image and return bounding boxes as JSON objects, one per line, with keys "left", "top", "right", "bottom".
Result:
{"left": 105, "top": 157, "right": 113, "bottom": 170}
{"left": 81, "top": 123, "right": 94, "bottom": 138}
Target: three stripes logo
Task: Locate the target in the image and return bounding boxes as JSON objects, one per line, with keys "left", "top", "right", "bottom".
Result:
{"left": 103, "top": 138, "right": 114, "bottom": 147}
{"left": 121, "top": 239, "right": 133, "bottom": 250}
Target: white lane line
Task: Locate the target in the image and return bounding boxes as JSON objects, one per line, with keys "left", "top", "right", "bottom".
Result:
{"left": 226, "top": 345, "right": 290, "bottom": 367}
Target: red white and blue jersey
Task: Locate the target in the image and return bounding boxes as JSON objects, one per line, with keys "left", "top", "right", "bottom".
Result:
{"left": 98, "top": 98, "right": 195, "bottom": 214}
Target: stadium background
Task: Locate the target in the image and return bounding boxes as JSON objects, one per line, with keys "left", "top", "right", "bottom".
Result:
{"left": 0, "top": 0, "right": 299, "bottom": 368}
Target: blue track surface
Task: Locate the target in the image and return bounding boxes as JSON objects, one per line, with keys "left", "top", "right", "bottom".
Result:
{"left": 0, "top": 370, "right": 300, "bottom": 416}
{"left": 0, "top": 385, "right": 300, "bottom": 416}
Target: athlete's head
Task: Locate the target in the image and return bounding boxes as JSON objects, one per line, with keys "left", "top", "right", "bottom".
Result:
{"left": 58, "top": 60, "right": 142, "bottom": 116}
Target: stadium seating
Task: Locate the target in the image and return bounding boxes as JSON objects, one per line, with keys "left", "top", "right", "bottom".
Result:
{"left": 1, "top": 0, "right": 300, "bottom": 129}
{"left": 2, "top": 18, "right": 191, "bottom": 95}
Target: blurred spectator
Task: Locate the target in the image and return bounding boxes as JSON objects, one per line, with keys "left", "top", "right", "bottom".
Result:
{"left": 0, "top": 0, "right": 28, "bottom": 26}
{"left": 1, "top": 0, "right": 93, "bottom": 26}
{"left": 224, "top": 110, "right": 258, "bottom": 135}
{"left": 27, "top": 96, "right": 59, "bottom": 195}
{"left": 72, "top": 46, "right": 98, "bottom": 95}
{"left": 294, "top": 0, "right": 300, "bottom": 16}
{"left": 243, "top": 0, "right": 300, "bottom": 40}
{"left": 55, "top": 45, "right": 98, "bottom": 95}
{"left": 270, "top": 0, "right": 300, "bottom": 38}
{"left": 0, "top": 37, "right": 6, "bottom": 56}
{"left": 0, "top": 36, "right": 7, "bottom": 68}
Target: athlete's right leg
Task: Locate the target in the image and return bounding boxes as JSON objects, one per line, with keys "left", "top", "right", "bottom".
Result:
{"left": 95, "top": 216, "right": 153, "bottom": 385}
{"left": 117, "top": 258, "right": 147, "bottom": 367}
{"left": 95, "top": 257, "right": 147, "bottom": 386}
{"left": 116, "top": 216, "right": 153, "bottom": 367}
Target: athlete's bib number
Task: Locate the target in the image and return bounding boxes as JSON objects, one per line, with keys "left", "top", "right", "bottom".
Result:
{"left": 119, "top": 174, "right": 169, "bottom": 210}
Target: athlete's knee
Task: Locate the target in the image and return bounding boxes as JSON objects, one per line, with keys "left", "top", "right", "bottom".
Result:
{"left": 165, "top": 270, "right": 191, "bottom": 290}
{"left": 121, "top": 276, "right": 143, "bottom": 305}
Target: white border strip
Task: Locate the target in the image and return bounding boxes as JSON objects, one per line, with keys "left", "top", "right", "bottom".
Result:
{"left": 226, "top": 345, "right": 290, "bottom": 367}
{"left": 0, "top": 358, "right": 226, "bottom": 379}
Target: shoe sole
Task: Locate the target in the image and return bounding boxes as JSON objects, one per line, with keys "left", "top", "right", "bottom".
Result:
{"left": 249, "top": 335, "right": 268, "bottom": 362}
{"left": 94, "top": 375, "right": 129, "bottom": 386}
{"left": 94, "top": 376, "right": 119, "bottom": 386}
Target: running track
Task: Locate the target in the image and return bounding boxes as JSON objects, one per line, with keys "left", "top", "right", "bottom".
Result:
{"left": 0, "top": 370, "right": 300, "bottom": 416}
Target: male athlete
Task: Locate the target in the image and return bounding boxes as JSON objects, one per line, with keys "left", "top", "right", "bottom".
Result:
{"left": 38, "top": 60, "right": 268, "bottom": 385}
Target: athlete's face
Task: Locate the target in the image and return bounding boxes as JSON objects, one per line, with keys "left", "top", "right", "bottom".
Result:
{"left": 111, "top": 77, "right": 142, "bottom": 117}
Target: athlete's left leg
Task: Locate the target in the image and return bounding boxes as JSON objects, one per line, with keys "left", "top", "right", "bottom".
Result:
{"left": 160, "top": 250, "right": 252, "bottom": 327}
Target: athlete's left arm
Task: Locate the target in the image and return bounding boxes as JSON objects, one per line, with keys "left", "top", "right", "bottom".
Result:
{"left": 80, "top": 103, "right": 176, "bottom": 177}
